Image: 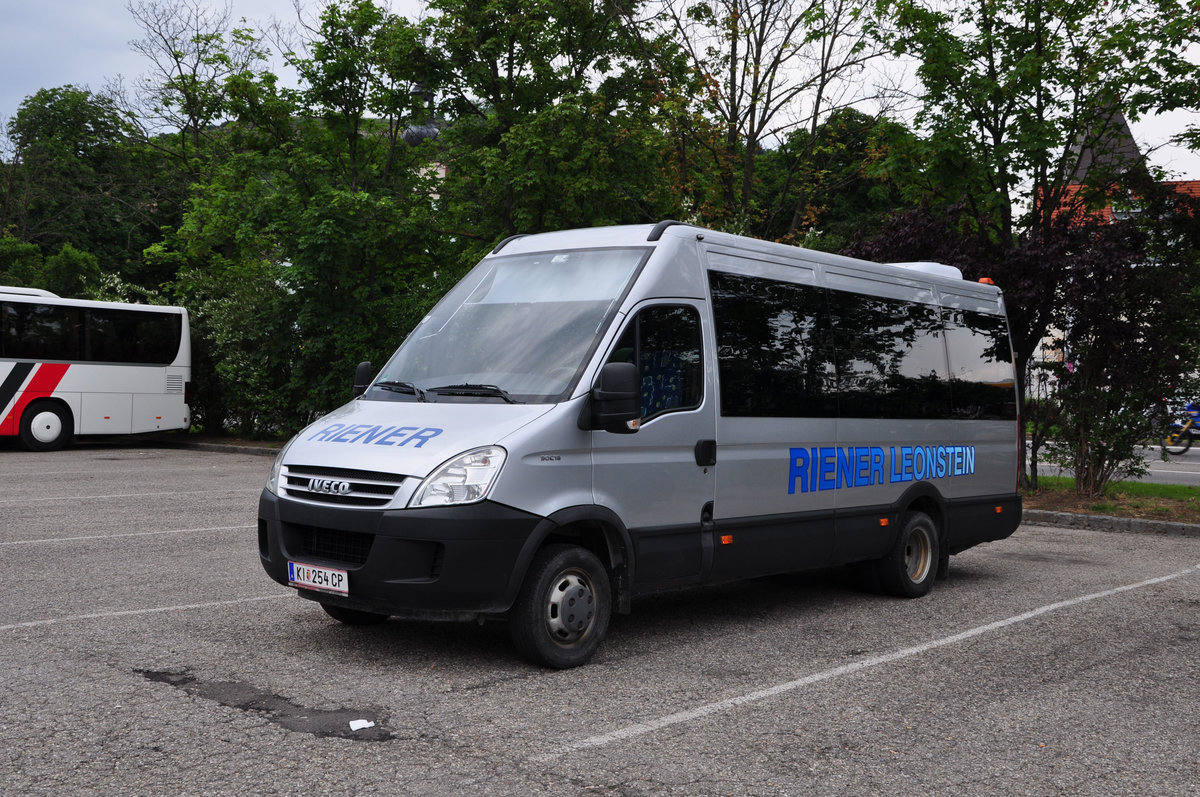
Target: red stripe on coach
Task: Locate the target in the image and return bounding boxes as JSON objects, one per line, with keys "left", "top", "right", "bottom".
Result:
{"left": 5, "top": 363, "right": 71, "bottom": 431}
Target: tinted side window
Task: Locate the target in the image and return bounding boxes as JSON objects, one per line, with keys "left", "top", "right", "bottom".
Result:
{"left": 84, "top": 308, "right": 182, "bottom": 365}
{"left": 709, "top": 271, "right": 837, "bottom": 418}
{"left": 943, "top": 309, "right": 1017, "bottom": 420}
{"left": 1, "top": 302, "right": 81, "bottom": 360}
{"left": 609, "top": 306, "right": 702, "bottom": 420}
{"left": 827, "top": 291, "right": 950, "bottom": 420}
{"left": 1, "top": 302, "right": 181, "bottom": 365}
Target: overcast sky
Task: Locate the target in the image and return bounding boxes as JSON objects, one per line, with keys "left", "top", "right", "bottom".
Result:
{"left": 2, "top": 0, "right": 1197, "bottom": 179}
{"left": 1, "top": 1, "right": 306, "bottom": 117}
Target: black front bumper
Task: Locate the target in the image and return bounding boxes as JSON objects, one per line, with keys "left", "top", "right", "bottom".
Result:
{"left": 258, "top": 490, "right": 544, "bottom": 618}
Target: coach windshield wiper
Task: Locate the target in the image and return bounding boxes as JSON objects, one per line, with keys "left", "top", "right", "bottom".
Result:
{"left": 427, "top": 383, "right": 522, "bottom": 404}
{"left": 375, "top": 380, "right": 429, "bottom": 402}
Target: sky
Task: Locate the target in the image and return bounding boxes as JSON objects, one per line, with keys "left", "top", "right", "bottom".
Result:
{"left": 1, "top": 0, "right": 1198, "bottom": 180}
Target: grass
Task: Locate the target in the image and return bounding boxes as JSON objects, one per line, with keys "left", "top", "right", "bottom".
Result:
{"left": 1023, "top": 475, "right": 1200, "bottom": 524}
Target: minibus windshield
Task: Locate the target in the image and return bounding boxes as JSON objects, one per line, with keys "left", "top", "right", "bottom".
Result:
{"left": 370, "top": 247, "right": 647, "bottom": 403}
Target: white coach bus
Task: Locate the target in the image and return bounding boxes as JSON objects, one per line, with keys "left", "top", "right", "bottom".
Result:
{"left": 258, "top": 222, "right": 1021, "bottom": 668}
{"left": 0, "top": 287, "right": 191, "bottom": 450}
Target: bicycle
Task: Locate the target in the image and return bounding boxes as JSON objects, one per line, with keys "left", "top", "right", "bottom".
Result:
{"left": 1163, "top": 401, "right": 1200, "bottom": 455}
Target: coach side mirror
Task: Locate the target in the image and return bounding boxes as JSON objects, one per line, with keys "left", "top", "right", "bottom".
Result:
{"left": 353, "top": 361, "right": 373, "bottom": 398}
{"left": 581, "top": 361, "right": 640, "bottom": 434}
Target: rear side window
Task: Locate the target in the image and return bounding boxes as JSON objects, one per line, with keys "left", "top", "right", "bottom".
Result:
{"left": 943, "top": 309, "right": 1018, "bottom": 420}
{"left": 827, "top": 291, "right": 950, "bottom": 420}
{"left": 608, "top": 305, "right": 703, "bottom": 421}
{"left": 710, "top": 270, "right": 1012, "bottom": 421}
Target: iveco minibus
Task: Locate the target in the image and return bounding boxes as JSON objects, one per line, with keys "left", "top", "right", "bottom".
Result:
{"left": 258, "top": 222, "right": 1021, "bottom": 667}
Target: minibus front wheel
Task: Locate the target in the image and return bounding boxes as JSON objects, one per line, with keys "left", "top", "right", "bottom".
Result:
{"left": 877, "top": 511, "right": 938, "bottom": 598}
{"left": 509, "top": 544, "right": 612, "bottom": 669}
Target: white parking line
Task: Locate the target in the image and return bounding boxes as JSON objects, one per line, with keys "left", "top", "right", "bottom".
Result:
{"left": 533, "top": 564, "right": 1200, "bottom": 762}
{"left": 0, "top": 525, "right": 256, "bottom": 546}
{"left": 0, "top": 488, "right": 261, "bottom": 503}
{"left": 0, "top": 594, "right": 293, "bottom": 632}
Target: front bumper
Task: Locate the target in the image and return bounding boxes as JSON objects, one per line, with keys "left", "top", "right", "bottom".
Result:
{"left": 257, "top": 490, "right": 544, "bottom": 618}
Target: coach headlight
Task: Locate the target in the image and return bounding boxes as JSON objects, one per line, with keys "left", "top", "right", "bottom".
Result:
{"left": 410, "top": 446, "right": 506, "bottom": 508}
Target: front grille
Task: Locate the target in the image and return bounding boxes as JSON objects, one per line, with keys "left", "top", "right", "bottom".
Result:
{"left": 292, "top": 525, "right": 374, "bottom": 567}
{"left": 281, "top": 464, "right": 405, "bottom": 508}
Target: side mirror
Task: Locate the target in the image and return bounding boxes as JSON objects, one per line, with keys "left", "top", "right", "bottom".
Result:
{"left": 353, "top": 361, "right": 373, "bottom": 398}
{"left": 581, "top": 361, "right": 640, "bottom": 434}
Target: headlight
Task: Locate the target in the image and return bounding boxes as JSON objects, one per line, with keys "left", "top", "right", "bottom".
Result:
{"left": 410, "top": 446, "right": 507, "bottom": 508}
{"left": 265, "top": 439, "right": 294, "bottom": 495}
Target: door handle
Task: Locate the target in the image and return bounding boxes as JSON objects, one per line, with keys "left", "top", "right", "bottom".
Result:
{"left": 694, "top": 439, "right": 717, "bottom": 467}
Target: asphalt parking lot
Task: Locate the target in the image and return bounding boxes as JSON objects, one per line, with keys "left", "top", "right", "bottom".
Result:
{"left": 3, "top": 442, "right": 1199, "bottom": 795}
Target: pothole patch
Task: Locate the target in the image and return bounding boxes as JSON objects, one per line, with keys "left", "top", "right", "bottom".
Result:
{"left": 137, "top": 668, "right": 393, "bottom": 741}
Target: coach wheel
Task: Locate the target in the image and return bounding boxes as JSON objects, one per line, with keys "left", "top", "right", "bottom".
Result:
{"left": 320, "top": 603, "right": 389, "bottom": 625}
{"left": 509, "top": 544, "right": 611, "bottom": 669}
{"left": 19, "top": 401, "right": 73, "bottom": 452}
{"left": 876, "top": 511, "right": 939, "bottom": 598}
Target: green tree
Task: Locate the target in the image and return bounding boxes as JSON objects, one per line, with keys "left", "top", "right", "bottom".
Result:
{"left": 880, "top": 0, "right": 1200, "bottom": 491}
{"left": 883, "top": 0, "right": 1200, "bottom": 241}
{"left": 1, "top": 86, "right": 183, "bottom": 285}
{"left": 128, "top": 0, "right": 267, "bottom": 164}
{"left": 158, "top": 2, "right": 451, "bottom": 428}
{"left": 0, "top": 236, "right": 44, "bottom": 287}
{"left": 753, "top": 108, "right": 922, "bottom": 248}
{"left": 632, "top": 0, "right": 888, "bottom": 229}
{"left": 421, "top": 0, "right": 683, "bottom": 251}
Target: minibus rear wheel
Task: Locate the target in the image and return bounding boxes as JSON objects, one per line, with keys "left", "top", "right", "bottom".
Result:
{"left": 320, "top": 603, "right": 388, "bottom": 625}
{"left": 509, "top": 544, "right": 611, "bottom": 669}
{"left": 877, "top": 511, "right": 938, "bottom": 598}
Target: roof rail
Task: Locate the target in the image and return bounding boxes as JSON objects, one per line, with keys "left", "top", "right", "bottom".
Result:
{"left": 647, "top": 220, "right": 688, "bottom": 241}
{"left": 0, "top": 285, "right": 59, "bottom": 297}
{"left": 491, "top": 234, "right": 528, "bottom": 254}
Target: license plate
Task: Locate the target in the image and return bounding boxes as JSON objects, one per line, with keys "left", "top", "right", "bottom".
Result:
{"left": 288, "top": 561, "right": 349, "bottom": 595}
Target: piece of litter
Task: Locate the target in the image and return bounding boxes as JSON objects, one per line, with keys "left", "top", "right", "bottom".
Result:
{"left": 349, "top": 719, "right": 375, "bottom": 732}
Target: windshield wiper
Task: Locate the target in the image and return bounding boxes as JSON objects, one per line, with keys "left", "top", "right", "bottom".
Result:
{"left": 427, "top": 383, "right": 522, "bottom": 404}
{"left": 374, "top": 380, "right": 429, "bottom": 402}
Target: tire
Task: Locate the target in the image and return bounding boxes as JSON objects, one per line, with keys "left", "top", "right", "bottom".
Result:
{"left": 19, "top": 401, "right": 73, "bottom": 452}
{"left": 876, "top": 511, "right": 939, "bottom": 598}
{"left": 509, "top": 544, "right": 611, "bottom": 669}
{"left": 1164, "top": 425, "right": 1193, "bottom": 455}
{"left": 320, "top": 603, "right": 389, "bottom": 625}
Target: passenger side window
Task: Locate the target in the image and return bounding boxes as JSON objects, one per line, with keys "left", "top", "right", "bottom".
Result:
{"left": 608, "top": 306, "right": 703, "bottom": 420}
{"left": 709, "top": 271, "right": 838, "bottom": 418}
{"left": 943, "top": 309, "right": 1018, "bottom": 420}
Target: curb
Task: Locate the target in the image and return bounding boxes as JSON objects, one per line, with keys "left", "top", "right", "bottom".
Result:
{"left": 162, "top": 441, "right": 282, "bottom": 457}
{"left": 1022, "top": 509, "right": 1200, "bottom": 538}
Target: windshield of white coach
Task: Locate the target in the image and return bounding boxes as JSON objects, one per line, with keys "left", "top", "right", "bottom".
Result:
{"left": 370, "top": 248, "right": 648, "bottom": 403}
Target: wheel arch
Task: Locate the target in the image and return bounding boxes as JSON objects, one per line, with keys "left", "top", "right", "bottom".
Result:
{"left": 893, "top": 482, "right": 947, "bottom": 547}
{"left": 502, "top": 505, "right": 634, "bottom": 615}
{"left": 19, "top": 397, "right": 76, "bottom": 450}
